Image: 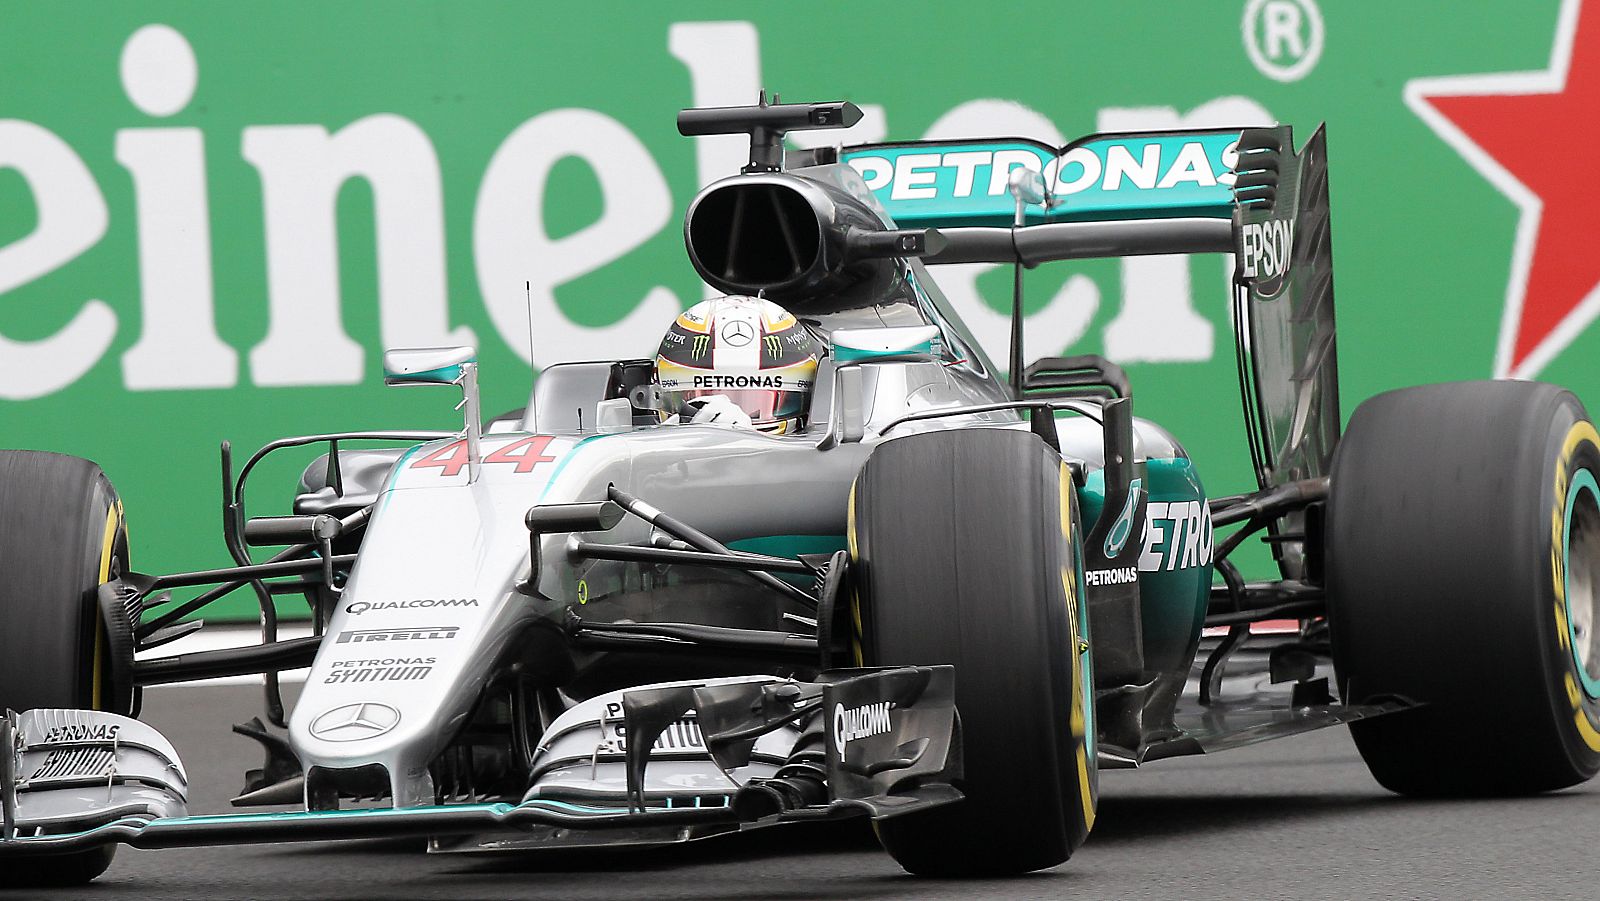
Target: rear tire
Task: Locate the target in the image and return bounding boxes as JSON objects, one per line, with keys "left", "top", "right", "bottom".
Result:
{"left": 1327, "top": 381, "right": 1600, "bottom": 795}
{"left": 849, "top": 428, "right": 1096, "bottom": 876}
{"left": 0, "top": 450, "right": 129, "bottom": 884}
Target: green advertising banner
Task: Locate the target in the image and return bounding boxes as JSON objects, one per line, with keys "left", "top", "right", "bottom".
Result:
{"left": 2, "top": 0, "right": 1596, "bottom": 617}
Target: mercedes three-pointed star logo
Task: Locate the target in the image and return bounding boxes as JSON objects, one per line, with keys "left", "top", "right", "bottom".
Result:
{"left": 720, "top": 319, "right": 755, "bottom": 347}
{"left": 309, "top": 702, "right": 401, "bottom": 742}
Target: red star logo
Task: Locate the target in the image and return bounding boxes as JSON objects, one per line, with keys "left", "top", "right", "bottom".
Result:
{"left": 1407, "top": 0, "right": 1600, "bottom": 378}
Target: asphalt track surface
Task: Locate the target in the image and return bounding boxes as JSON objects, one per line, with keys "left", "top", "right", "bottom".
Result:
{"left": 7, "top": 681, "right": 1599, "bottom": 900}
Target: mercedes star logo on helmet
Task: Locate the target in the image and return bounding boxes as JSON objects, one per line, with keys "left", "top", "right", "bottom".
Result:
{"left": 720, "top": 319, "right": 755, "bottom": 347}
{"left": 309, "top": 702, "right": 401, "bottom": 742}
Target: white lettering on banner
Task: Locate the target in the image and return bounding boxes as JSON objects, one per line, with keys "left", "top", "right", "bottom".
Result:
{"left": 1244, "top": 0, "right": 1325, "bottom": 83}
{"left": 474, "top": 108, "right": 681, "bottom": 368}
{"left": 117, "top": 129, "right": 237, "bottom": 389}
{"left": 1098, "top": 98, "right": 1274, "bottom": 364}
{"left": 121, "top": 24, "right": 197, "bottom": 118}
{"left": 117, "top": 26, "right": 237, "bottom": 390}
{"left": 243, "top": 114, "right": 473, "bottom": 386}
{"left": 670, "top": 21, "right": 761, "bottom": 302}
{"left": 1265, "top": 2, "right": 1306, "bottom": 60}
{"left": 0, "top": 120, "right": 115, "bottom": 400}
{"left": 920, "top": 100, "right": 1102, "bottom": 369}
{"left": 0, "top": 20, "right": 1281, "bottom": 399}
{"left": 669, "top": 22, "right": 762, "bottom": 194}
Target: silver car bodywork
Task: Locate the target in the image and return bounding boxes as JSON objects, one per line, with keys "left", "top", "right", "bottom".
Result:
{"left": 288, "top": 341, "right": 1181, "bottom": 809}
{"left": 0, "top": 153, "right": 1185, "bottom": 859}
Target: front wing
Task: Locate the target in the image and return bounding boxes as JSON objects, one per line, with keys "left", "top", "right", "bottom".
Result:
{"left": 0, "top": 666, "right": 959, "bottom": 857}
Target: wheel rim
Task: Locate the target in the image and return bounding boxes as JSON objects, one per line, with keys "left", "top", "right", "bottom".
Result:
{"left": 1563, "top": 469, "right": 1600, "bottom": 699}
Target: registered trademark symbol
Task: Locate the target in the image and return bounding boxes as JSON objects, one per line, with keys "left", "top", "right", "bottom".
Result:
{"left": 1243, "top": 0, "right": 1324, "bottom": 82}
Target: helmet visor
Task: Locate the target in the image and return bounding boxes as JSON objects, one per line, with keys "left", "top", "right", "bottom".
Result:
{"left": 664, "top": 388, "right": 809, "bottom": 423}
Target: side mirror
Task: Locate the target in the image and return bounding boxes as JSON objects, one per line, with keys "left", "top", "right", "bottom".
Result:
{"left": 1007, "top": 166, "right": 1047, "bottom": 207}
{"left": 383, "top": 346, "right": 483, "bottom": 481}
{"left": 383, "top": 346, "right": 476, "bottom": 386}
{"left": 831, "top": 325, "right": 940, "bottom": 363}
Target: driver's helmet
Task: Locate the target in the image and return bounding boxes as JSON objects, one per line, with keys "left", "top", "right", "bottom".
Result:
{"left": 654, "top": 296, "right": 821, "bottom": 434}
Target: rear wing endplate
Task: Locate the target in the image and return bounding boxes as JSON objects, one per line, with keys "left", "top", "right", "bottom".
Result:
{"left": 1231, "top": 124, "right": 1339, "bottom": 580}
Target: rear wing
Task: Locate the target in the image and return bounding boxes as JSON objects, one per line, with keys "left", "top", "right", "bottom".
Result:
{"left": 833, "top": 123, "right": 1338, "bottom": 579}
{"left": 834, "top": 131, "right": 1242, "bottom": 266}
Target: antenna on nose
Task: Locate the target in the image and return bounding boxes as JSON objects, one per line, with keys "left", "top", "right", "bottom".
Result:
{"left": 525, "top": 280, "right": 536, "bottom": 370}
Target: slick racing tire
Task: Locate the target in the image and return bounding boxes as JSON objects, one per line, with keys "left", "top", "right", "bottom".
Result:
{"left": 0, "top": 451, "right": 130, "bottom": 885}
{"left": 1327, "top": 381, "right": 1600, "bottom": 796}
{"left": 849, "top": 428, "right": 1096, "bottom": 876}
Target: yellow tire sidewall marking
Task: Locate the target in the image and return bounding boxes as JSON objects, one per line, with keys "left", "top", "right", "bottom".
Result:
{"left": 1554, "top": 422, "right": 1600, "bottom": 749}
{"left": 92, "top": 499, "right": 121, "bottom": 711}
{"left": 1058, "top": 463, "right": 1094, "bottom": 833}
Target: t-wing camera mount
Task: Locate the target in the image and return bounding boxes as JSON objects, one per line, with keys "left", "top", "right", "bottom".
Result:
{"left": 677, "top": 93, "right": 863, "bottom": 174}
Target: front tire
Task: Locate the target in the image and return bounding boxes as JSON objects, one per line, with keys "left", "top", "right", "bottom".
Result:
{"left": 1327, "top": 381, "right": 1600, "bottom": 795}
{"left": 849, "top": 428, "right": 1096, "bottom": 876}
{"left": 0, "top": 450, "right": 129, "bottom": 884}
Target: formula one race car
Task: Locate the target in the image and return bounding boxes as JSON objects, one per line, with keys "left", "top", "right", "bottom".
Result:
{"left": 4, "top": 99, "right": 1599, "bottom": 886}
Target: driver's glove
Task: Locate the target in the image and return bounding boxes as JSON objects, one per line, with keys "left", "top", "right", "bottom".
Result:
{"left": 684, "top": 394, "right": 754, "bottom": 429}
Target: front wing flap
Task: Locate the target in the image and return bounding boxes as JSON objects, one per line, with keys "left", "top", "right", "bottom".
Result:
{"left": 620, "top": 665, "right": 962, "bottom": 820}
